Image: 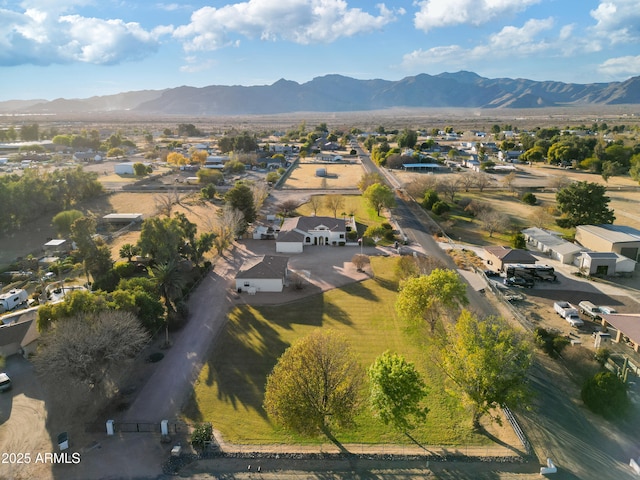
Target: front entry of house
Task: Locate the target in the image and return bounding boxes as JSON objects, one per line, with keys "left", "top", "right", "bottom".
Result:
{"left": 313, "top": 237, "right": 330, "bottom": 245}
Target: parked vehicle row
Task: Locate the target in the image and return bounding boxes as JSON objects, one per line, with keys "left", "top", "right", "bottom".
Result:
{"left": 553, "top": 301, "right": 584, "bottom": 327}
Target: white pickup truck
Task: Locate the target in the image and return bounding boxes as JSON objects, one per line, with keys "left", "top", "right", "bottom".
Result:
{"left": 554, "top": 301, "right": 584, "bottom": 327}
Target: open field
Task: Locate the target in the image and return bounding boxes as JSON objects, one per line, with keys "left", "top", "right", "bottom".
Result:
{"left": 282, "top": 162, "right": 364, "bottom": 189}
{"left": 184, "top": 256, "right": 490, "bottom": 447}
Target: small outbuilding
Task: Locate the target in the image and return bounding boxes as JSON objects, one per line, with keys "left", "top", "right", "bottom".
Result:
{"left": 577, "top": 251, "right": 636, "bottom": 275}
{"left": 484, "top": 246, "right": 537, "bottom": 272}
{"left": 235, "top": 255, "right": 289, "bottom": 293}
{"left": 102, "top": 213, "right": 144, "bottom": 225}
{"left": 114, "top": 162, "right": 135, "bottom": 175}
{"left": 522, "top": 227, "right": 583, "bottom": 264}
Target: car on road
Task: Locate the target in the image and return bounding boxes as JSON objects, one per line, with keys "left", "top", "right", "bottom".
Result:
{"left": 0, "top": 372, "right": 11, "bottom": 392}
{"left": 504, "top": 276, "right": 534, "bottom": 288}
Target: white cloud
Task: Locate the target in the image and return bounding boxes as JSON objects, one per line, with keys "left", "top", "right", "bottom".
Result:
{"left": 590, "top": 0, "right": 640, "bottom": 44}
{"left": 0, "top": 5, "right": 171, "bottom": 66}
{"left": 402, "top": 18, "right": 561, "bottom": 69}
{"left": 598, "top": 55, "right": 640, "bottom": 78}
{"left": 173, "top": 0, "right": 402, "bottom": 52}
{"left": 413, "top": 0, "right": 540, "bottom": 32}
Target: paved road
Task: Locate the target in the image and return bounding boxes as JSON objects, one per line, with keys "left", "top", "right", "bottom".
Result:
{"left": 357, "top": 143, "right": 640, "bottom": 479}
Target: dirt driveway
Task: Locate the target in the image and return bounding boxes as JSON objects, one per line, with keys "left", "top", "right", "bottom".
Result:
{"left": 0, "top": 356, "right": 54, "bottom": 480}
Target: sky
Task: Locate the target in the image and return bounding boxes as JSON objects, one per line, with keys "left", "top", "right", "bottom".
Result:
{"left": 1, "top": 0, "right": 640, "bottom": 101}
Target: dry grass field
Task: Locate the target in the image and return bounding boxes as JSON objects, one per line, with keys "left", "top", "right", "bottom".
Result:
{"left": 282, "top": 162, "right": 364, "bottom": 189}
{"left": 394, "top": 165, "right": 640, "bottom": 245}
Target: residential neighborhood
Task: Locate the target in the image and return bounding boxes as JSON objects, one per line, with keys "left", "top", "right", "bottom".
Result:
{"left": 1, "top": 115, "right": 640, "bottom": 480}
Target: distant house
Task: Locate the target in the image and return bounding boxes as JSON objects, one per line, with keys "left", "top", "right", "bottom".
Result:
{"left": 276, "top": 216, "right": 351, "bottom": 253}
{"left": 235, "top": 255, "right": 289, "bottom": 293}
{"left": 484, "top": 246, "right": 537, "bottom": 271}
{"left": 575, "top": 225, "right": 640, "bottom": 262}
{"left": 315, "top": 153, "right": 342, "bottom": 162}
{"left": 204, "top": 155, "right": 228, "bottom": 169}
{"left": 73, "top": 152, "right": 102, "bottom": 162}
{"left": 498, "top": 151, "right": 523, "bottom": 162}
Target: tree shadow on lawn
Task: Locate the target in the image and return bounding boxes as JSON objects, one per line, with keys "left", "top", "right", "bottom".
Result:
{"left": 190, "top": 293, "right": 345, "bottom": 421}
{"left": 337, "top": 280, "right": 380, "bottom": 304}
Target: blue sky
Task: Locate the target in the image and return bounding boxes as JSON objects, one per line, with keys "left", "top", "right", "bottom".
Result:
{"left": 2, "top": 0, "right": 640, "bottom": 101}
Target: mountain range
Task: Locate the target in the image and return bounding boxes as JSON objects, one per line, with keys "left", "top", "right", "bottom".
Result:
{"left": 3, "top": 71, "right": 640, "bottom": 116}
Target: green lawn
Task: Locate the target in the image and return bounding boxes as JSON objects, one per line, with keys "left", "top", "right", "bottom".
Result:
{"left": 183, "top": 256, "right": 488, "bottom": 447}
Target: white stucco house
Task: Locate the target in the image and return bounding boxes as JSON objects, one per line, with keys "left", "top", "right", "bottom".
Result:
{"left": 235, "top": 255, "right": 289, "bottom": 293}
{"left": 276, "top": 216, "right": 351, "bottom": 254}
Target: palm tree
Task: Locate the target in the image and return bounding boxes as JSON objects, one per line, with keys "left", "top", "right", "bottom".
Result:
{"left": 152, "top": 259, "right": 185, "bottom": 346}
{"left": 119, "top": 243, "right": 140, "bottom": 262}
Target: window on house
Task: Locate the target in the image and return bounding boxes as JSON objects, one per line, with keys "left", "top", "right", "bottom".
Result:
{"left": 339, "top": 234, "right": 344, "bottom": 238}
{"left": 244, "top": 282, "right": 250, "bottom": 287}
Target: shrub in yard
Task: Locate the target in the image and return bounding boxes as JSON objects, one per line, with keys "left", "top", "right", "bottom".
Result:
{"left": 521, "top": 192, "right": 537, "bottom": 205}
{"left": 511, "top": 232, "right": 526, "bottom": 249}
{"left": 581, "top": 371, "right": 629, "bottom": 418}
{"left": 534, "top": 327, "right": 569, "bottom": 358}
{"left": 422, "top": 189, "right": 439, "bottom": 210}
{"left": 191, "top": 423, "right": 213, "bottom": 450}
{"left": 113, "top": 261, "right": 136, "bottom": 279}
{"left": 431, "top": 201, "right": 450, "bottom": 216}
{"left": 594, "top": 348, "right": 611, "bottom": 366}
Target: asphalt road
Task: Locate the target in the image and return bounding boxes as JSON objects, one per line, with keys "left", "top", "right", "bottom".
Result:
{"left": 357, "top": 144, "right": 640, "bottom": 479}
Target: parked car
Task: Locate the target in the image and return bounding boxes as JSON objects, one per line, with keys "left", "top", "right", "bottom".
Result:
{"left": 0, "top": 372, "right": 11, "bottom": 392}
{"left": 504, "top": 276, "right": 534, "bottom": 288}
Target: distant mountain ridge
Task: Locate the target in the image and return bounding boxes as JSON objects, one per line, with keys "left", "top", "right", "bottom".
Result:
{"left": 2, "top": 71, "right": 640, "bottom": 116}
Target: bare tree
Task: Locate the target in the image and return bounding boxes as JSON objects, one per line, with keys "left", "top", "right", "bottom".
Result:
{"left": 154, "top": 188, "right": 184, "bottom": 217}
{"left": 459, "top": 172, "right": 477, "bottom": 192}
{"left": 249, "top": 180, "right": 269, "bottom": 213}
{"left": 208, "top": 205, "right": 244, "bottom": 255}
{"left": 548, "top": 175, "right": 571, "bottom": 191}
{"left": 502, "top": 172, "right": 517, "bottom": 195}
{"left": 308, "top": 195, "right": 323, "bottom": 215}
{"left": 438, "top": 177, "right": 461, "bottom": 203}
{"left": 278, "top": 199, "right": 301, "bottom": 218}
{"left": 464, "top": 200, "right": 493, "bottom": 218}
{"left": 478, "top": 210, "right": 511, "bottom": 237}
{"left": 351, "top": 254, "right": 370, "bottom": 272}
{"left": 324, "top": 194, "right": 344, "bottom": 218}
{"left": 34, "top": 311, "right": 149, "bottom": 390}
{"left": 473, "top": 171, "right": 492, "bottom": 192}
{"left": 405, "top": 176, "right": 438, "bottom": 199}
{"left": 527, "top": 210, "right": 555, "bottom": 229}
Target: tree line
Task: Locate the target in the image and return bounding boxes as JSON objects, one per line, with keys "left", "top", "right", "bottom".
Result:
{"left": 0, "top": 167, "right": 103, "bottom": 232}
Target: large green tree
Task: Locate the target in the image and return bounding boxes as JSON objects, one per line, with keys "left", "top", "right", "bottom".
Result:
{"left": 369, "top": 351, "right": 428, "bottom": 432}
{"left": 363, "top": 183, "right": 396, "bottom": 216}
{"left": 52, "top": 209, "right": 84, "bottom": 237}
{"left": 263, "top": 330, "right": 365, "bottom": 437}
{"left": 441, "top": 311, "right": 532, "bottom": 425}
{"left": 395, "top": 269, "right": 468, "bottom": 332}
{"left": 224, "top": 182, "right": 256, "bottom": 233}
{"left": 556, "top": 181, "right": 615, "bottom": 228}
